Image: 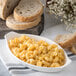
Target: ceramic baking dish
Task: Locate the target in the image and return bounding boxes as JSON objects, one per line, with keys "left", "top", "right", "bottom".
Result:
{"left": 4, "top": 32, "right": 72, "bottom": 72}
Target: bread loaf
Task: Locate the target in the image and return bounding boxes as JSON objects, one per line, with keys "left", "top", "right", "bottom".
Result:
{"left": 14, "top": 0, "right": 43, "bottom": 22}
{"left": 0, "top": 0, "right": 20, "bottom": 20}
{"left": 6, "top": 14, "right": 41, "bottom": 30}
{"left": 55, "top": 32, "right": 76, "bottom": 48}
{"left": 71, "top": 45, "right": 76, "bottom": 54}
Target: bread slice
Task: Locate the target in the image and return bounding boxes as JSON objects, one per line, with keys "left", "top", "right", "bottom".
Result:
{"left": 0, "top": 0, "right": 20, "bottom": 20}
{"left": 6, "top": 14, "right": 41, "bottom": 30}
{"left": 54, "top": 32, "right": 76, "bottom": 48}
{"left": 14, "top": 0, "right": 43, "bottom": 22}
{"left": 70, "top": 45, "right": 76, "bottom": 54}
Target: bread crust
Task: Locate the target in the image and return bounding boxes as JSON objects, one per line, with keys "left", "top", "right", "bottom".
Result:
{"left": 6, "top": 15, "right": 41, "bottom": 30}
{"left": 14, "top": 0, "right": 43, "bottom": 22}
{"left": 0, "top": 0, "right": 7, "bottom": 20}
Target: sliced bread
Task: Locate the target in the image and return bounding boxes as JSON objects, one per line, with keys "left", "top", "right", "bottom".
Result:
{"left": 71, "top": 45, "right": 76, "bottom": 54}
{"left": 14, "top": 0, "right": 43, "bottom": 22}
{"left": 6, "top": 14, "right": 41, "bottom": 30}
{"left": 54, "top": 32, "right": 76, "bottom": 48}
{"left": 0, "top": 0, "right": 20, "bottom": 20}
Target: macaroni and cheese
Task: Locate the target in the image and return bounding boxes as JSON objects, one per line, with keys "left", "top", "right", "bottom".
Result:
{"left": 8, "top": 35, "right": 65, "bottom": 67}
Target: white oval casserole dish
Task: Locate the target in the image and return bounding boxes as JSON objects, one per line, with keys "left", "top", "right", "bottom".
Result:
{"left": 4, "top": 32, "right": 72, "bottom": 72}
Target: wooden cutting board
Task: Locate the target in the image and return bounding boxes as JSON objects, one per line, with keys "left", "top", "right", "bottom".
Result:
{"left": 0, "top": 15, "right": 44, "bottom": 39}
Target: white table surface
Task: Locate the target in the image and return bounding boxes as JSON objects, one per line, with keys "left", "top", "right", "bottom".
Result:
{"left": 0, "top": 0, "right": 76, "bottom": 75}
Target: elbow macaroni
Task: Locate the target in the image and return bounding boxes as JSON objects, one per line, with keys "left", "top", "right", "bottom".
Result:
{"left": 8, "top": 35, "right": 65, "bottom": 67}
